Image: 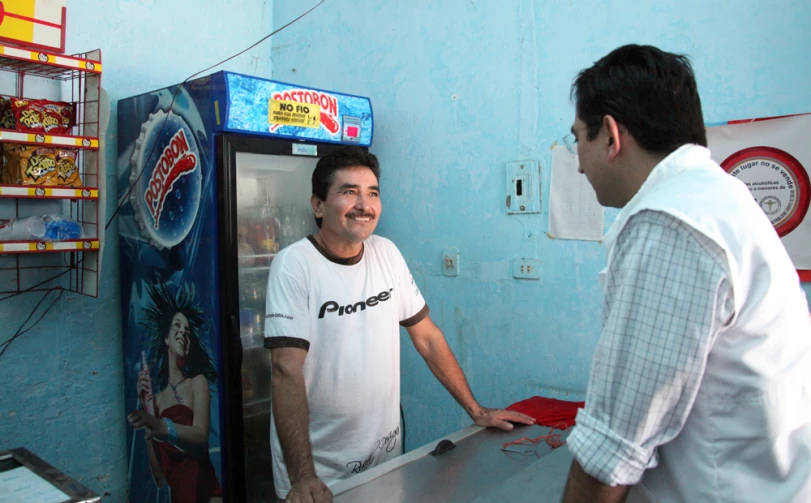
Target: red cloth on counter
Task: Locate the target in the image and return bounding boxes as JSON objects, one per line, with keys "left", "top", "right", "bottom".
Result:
{"left": 506, "top": 396, "right": 584, "bottom": 428}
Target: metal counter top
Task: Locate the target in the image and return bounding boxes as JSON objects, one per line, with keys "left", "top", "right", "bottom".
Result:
{"left": 0, "top": 448, "right": 101, "bottom": 503}
{"left": 333, "top": 424, "right": 572, "bottom": 503}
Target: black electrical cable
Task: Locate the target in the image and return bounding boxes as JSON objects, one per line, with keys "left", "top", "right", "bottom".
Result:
{"left": 0, "top": 288, "right": 64, "bottom": 358}
{"left": 0, "top": 256, "right": 84, "bottom": 302}
{"left": 105, "top": 0, "right": 328, "bottom": 231}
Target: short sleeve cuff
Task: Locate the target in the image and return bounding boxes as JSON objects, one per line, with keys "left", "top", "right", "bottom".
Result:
{"left": 567, "top": 408, "right": 654, "bottom": 486}
{"left": 264, "top": 336, "right": 310, "bottom": 351}
{"left": 400, "top": 304, "right": 429, "bottom": 327}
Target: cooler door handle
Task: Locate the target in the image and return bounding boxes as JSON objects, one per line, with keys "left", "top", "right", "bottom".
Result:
{"left": 229, "top": 314, "right": 243, "bottom": 362}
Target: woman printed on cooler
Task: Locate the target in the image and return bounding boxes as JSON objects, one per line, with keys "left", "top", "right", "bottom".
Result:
{"left": 127, "top": 278, "right": 222, "bottom": 503}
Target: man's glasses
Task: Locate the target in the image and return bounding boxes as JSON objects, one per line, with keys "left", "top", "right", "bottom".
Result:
{"left": 562, "top": 132, "right": 577, "bottom": 155}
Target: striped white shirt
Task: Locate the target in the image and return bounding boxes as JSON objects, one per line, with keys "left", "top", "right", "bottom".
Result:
{"left": 568, "top": 210, "right": 734, "bottom": 485}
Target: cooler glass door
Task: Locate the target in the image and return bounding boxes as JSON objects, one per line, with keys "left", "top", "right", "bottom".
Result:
{"left": 216, "top": 135, "right": 345, "bottom": 502}
{"left": 235, "top": 151, "right": 319, "bottom": 500}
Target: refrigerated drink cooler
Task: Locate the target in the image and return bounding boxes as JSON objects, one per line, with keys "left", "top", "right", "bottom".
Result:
{"left": 117, "top": 72, "right": 373, "bottom": 502}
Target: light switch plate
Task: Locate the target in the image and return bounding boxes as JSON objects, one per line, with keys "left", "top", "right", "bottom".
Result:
{"left": 505, "top": 161, "right": 541, "bottom": 214}
{"left": 443, "top": 247, "right": 459, "bottom": 277}
{"left": 512, "top": 258, "right": 541, "bottom": 279}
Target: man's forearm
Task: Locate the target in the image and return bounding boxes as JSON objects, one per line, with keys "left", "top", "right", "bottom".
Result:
{"left": 562, "top": 460, "right": 630, "bottom": 503}
{"left": 271, "top": 366, "right": 316, "bottom": 482}
{"left": 419, "top": 337, "right": 480, "bottom": 416}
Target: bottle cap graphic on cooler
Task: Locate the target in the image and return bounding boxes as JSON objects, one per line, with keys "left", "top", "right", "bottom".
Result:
{"left": 129, "top": 110, "right": 202, "bottom": 249}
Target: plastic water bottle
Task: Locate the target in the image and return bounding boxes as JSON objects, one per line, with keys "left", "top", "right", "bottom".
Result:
{"left": 0, "top": 215, "right": 83, "bottom": 241}
{"left": 42, "top": 215, "right": 83, "bottom": 241}
{"left": 0, "top": 216, "right": 46, "bottom": 240}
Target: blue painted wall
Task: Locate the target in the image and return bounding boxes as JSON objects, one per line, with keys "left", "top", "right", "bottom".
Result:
{"left": 0, "top": 1, "right": 273, "bottom": 501}
{"left": 270, "top": 1, "right": 811, "bottom": 451}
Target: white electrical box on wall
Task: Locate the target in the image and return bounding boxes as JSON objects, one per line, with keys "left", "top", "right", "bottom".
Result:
{"left": 505, "top": 161, "right": 540, "bottom": 214}
{"left": 442, "top": 247, "right": 459, "bottom": 277}
{"left": 512, "top": 258, "right": 541, "bottom": 279}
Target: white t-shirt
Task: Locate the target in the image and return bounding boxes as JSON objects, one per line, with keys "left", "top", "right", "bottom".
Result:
{"left": 264, "top": 234, "right": 428, "bottom": 498}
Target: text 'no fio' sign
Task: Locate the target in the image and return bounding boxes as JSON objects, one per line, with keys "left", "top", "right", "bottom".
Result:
{"left": 268, "top": 99, "right": 320, "bottom": 129}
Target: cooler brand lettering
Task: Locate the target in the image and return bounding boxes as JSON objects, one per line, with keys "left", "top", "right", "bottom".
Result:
{"left": 270, "top": 89, "right": 340, "bottom": 134}
{"left": 318, "top": 288, "right": 394, "bottom": 318}
{"left": 143, "top": 129, "right": 198, "bottom": 229}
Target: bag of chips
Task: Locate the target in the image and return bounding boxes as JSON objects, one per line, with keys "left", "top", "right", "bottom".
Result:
{"left": 40, "top": 108, "right": 62, "bottom": 134}
{"left": 54, "top": 149, "right": 80, "bottom": 187}
{"left": 10, "top": 99, "right": 75, "bottom": 134}
{"left": 0, "top": 145, "right": 21, "bottom": 184}
{"left": 0, "top": 98, "right": 16, "bottom": 130}
{"left": 18, "top": 146, "right": 57, "bottom": 185}
{"left": 1, "top": 144, "right": 30, "bottom": 185}
{"left": 2, "top": 145, "right": 81, "bottom": 187}
{"left": 38, "top": 100, "right": 74, "bottom": 135}
{"left": 11, "top": 99, "right": 46, "bottom": 132}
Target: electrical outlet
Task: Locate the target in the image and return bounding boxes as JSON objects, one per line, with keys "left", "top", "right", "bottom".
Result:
{"left": 443, "top": 247, "right": 459, "bottom": 277}
{"left": 512, "top": 258, "right": 541, "bottom": 280}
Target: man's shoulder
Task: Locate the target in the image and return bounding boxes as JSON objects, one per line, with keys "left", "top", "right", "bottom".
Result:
{"left": 365, "top": 235, "right": 405, "bottom": 261}
{"left": 626, "top": 209, "right": 682, "bottom": 230}
{"left": 279, "top": 236, "right": 318, "bottom": 256}
{"left": 367, "top": 234, "right": 392, "bottom": 245}
{"left": 272, "top": 237, "right": 318, "bottom": 272}
{"left": 626, "top": 211, "right": 721, "bottom": 248}
{"left": 621, "top": 210, "right": 728, "bottom": 270}
{"left": 625, "top": 210, "right": 705, "bottom": 241}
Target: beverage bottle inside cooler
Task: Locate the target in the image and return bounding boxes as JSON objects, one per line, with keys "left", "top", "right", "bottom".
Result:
{"left": 254, "top": 197, "right": 279, "bottom": 265}
{"left": 250, "top": 279, "right": 264, "bottom": 311}
{"left": 237, "top": 222, "right": 255, "bottom": 267}
{"left": 280, "top": 207, "right": 293, "bottom": 250}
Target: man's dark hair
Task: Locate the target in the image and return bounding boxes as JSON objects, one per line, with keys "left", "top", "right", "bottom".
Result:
{"left": 311, "top": 146, "right": 380, "bottom": 228}
{"left": 571, "top": 44, "right": 707, "bottom": 154}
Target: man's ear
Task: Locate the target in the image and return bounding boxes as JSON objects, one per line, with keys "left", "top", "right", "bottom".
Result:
{"left": 603, "top": 115, "right": 622, "bottom": 161}
{"left": 311, "top": 194, "right": 323, "bottom": 218}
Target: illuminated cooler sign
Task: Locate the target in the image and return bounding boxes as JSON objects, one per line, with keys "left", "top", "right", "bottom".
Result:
{"left": 224, "top": 73, "right": 372, "bottom": 146}
{"left": 269, "top": 89, "right": 340, "bottom": 135}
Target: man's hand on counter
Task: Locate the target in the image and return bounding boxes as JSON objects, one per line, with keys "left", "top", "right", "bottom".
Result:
{"left": 470, "top": 407, "right": 536, "bottom": 431}
{"left": 285, "top": 473, "right": 333, "bottom": 503}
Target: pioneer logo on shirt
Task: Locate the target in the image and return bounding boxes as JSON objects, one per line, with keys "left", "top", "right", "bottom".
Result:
{"left": 318, "top": 288, "right": 394, "bottom": 318}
